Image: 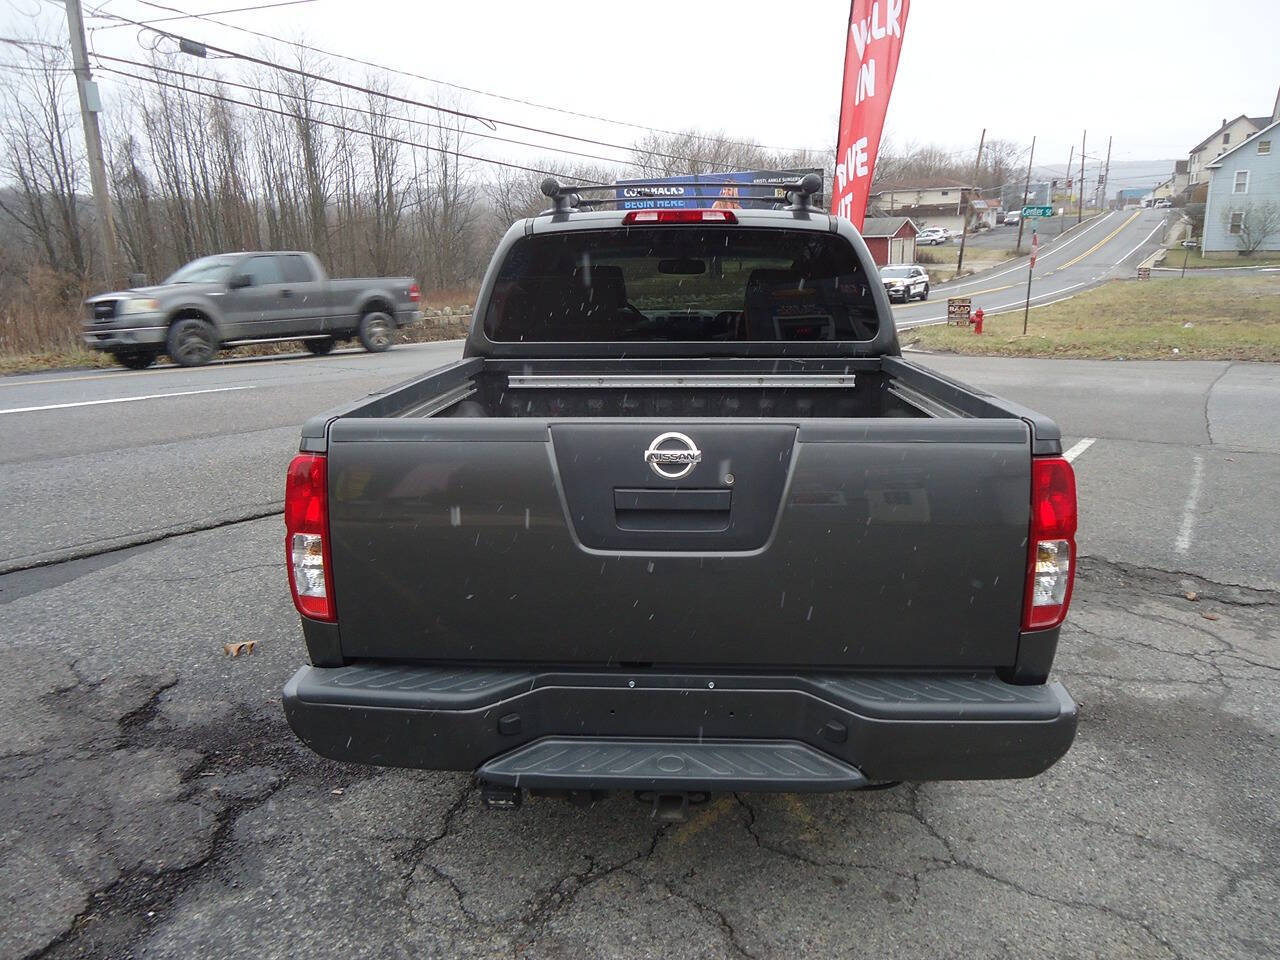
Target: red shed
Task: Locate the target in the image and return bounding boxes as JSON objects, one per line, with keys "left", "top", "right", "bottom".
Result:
{"left": 859, "top": 217, "right": 918, "bottom": 267}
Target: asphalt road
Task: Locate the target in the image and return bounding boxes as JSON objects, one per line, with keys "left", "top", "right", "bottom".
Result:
{"left": 2, "top": 342, "right": 1277, "bottom": 959}
{"left": 893, "top": 208, "right": 1170, "bottom": 328}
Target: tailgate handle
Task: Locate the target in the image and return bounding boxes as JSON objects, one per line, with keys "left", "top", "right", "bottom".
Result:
{"left": 613, "top": 489, "right": 731, "bottom": 512}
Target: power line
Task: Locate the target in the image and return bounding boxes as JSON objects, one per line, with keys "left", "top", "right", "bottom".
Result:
{"left": 102, "top": 0, "right": 823, "bottom": 155}
{"left": 88, "top": 0, "right": 317, "bottom": 31}
{"left": 86, "top": 12, "right": 774, "bottom": 173}
{"left": 97, "top": 65, "right": 605, "bottom": 184}
{"left": 93, "top": 54, "right": 653, "bottom": 171}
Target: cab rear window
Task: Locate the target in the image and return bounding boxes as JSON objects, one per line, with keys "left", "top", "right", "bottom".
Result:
{"left": 483, "top": 227, "right": 878, "bottom": 343}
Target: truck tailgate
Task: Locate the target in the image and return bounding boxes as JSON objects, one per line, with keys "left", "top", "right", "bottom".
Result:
{"left": 326, "top": 417, "right": 1031, "bottom": 669}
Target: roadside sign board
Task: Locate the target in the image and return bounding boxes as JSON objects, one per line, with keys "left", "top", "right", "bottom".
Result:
{"left": 1137, "top": 266, "right": 1151, "bottom": 279}
{"left": 1021, "top": 205, "right": 1054, "bottom": 219}
{"left": 615, "top": 169, "right": 823, "bottom": 210}
{"left": 947, "top": 297, "right": 972, "bottom": 325}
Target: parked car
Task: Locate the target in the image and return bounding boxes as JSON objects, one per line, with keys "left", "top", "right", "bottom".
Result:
{"left": 1004, "top": 211, "right": 1022, "bottom": 226}
{"left": 917, "top": 226, "right": 949, "bottom": 245}
{"left": 281, "top": 175, "right": 1079, "bottom": 816}
{"left": 1154, "top": 198, "right": 1172, "bottom": 209}
{"left": 879, "top": 264, "right": 930, "bottom": 302}
{"left": 82, "top": 251, "right": 421, "bottom": 368}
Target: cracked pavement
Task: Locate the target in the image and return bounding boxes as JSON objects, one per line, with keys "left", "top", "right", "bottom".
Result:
{"left": 1, "top": 348, "right": 1277, "bottom": 958}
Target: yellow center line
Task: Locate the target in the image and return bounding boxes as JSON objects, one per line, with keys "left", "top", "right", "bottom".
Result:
{"left": 1058, "top": 210, "right": 1141, "bottom": 270}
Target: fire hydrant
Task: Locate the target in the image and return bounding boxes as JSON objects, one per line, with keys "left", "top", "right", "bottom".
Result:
{"left": 970, "top": 307, "right": 985, "bottom": 335}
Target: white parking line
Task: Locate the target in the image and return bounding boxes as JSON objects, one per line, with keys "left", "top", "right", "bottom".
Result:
{"left": 1174, "top": 456, "right": 1205, "bottom": 553}
{"left": 0, "top": 385, "right": 252, "bottom": 415}
{"left": 1063, "top": 438, "right": 1096, "bottom": 463}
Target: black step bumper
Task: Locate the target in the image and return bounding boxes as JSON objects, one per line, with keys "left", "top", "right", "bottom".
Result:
{"left": 283, "top": 666, "right": 1078, "bottom": 788}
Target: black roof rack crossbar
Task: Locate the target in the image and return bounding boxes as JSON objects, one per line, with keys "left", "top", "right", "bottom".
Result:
{"left": 539, "top": 174, "right": 825, "bottom": 213}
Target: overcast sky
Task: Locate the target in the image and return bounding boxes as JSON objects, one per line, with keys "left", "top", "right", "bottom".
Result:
{"left": 6, "top": 0, "right": 1278, "bottom": 175}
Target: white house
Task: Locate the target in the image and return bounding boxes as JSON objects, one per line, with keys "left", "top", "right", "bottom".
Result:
{"left": 868, "top": 179, "right": 975, "bottom": 234}
{"left": 1201, "top": 117, "right": 1280, "bottom": 255}
{"left": 1188, "top": 114, "right": 1274, "bottom": 185}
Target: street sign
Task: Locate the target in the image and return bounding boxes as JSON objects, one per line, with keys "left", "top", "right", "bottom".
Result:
{"left": 1021, "top": 205, "right": 1054, "bottom": 219}
{"left": 947, "top": 297, "right": 972, "bottom": 325}
{"left": 1181, "top": 239, "right": 1198, "bottom": 249}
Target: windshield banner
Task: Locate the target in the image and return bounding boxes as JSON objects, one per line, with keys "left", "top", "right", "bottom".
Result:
{"left": 831, "top": 0, "right": 911, "bottom": 228}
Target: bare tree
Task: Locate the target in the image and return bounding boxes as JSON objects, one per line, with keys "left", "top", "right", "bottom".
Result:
{"left": 0, "top": 40, "right": 88, "bottom": 277}
{"left": 361, "top": 81, "right": 409, "bottom": 277}
{"left": 1223, "top": 199, "right": 1280, "bottom": 254}
{"left": 415, "top": 108, "right": 478, "bottom": 290}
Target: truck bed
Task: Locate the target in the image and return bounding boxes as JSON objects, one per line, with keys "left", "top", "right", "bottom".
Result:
{"left": 300, "top": 355, "right": 1059, "bottom": 672}
{"left": 301, "top": 356, "right": 1061, "bottom": 430}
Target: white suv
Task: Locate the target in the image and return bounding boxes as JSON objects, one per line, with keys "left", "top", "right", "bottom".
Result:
{"left": 917, "top": 226, "right": 949, "bottom": 245}
{"left": 880, "top": 264, "right": 930, "bottom": 303}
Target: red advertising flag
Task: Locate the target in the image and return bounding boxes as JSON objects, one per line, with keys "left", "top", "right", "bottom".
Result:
{"left": 830, "top": 0, "right": 911, "bottom": 228}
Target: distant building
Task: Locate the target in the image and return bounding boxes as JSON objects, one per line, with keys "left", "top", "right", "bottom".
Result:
{"left": 859, "top": 217, "right": 918, "bottom": 266}
{"left": 1116, "top": 187, "right": 1153, "bottom": 207}
{"left": 868, "top": 178, "right": 974, "bottom": 234}
{"left": 1201, "top": 118, "right": 1280, "bottom": 255}
{"left": 968, "top": 197, "right": 1000, "bottom": 229}
{"left": 1187, "top": 91, "right": 1280, "bottom": 185}
{"left": 1152, "top": 160, "right": 1190, "bottom": 201}
{"left": 1001, "top": 181, "right": 1051, "bottom": 210}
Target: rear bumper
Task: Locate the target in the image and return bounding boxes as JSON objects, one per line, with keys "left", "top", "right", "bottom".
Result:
{"left": 396, "top": 307, "right": 424, "bottom": 327}
{"left": 283, "top": 666, "right": 1077, "bottom": 789}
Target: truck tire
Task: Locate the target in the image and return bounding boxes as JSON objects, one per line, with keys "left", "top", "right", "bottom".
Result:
{"left": 113, "top": 350, "right": 158, "bottom": 370}
{"left": 166, "top": 316, "right": 217, "bottom": 367}
{"left": 358, "top": 311, "right": 393, "bottom": 353}
{"left": 304, "top": 337, "right": 336, "bottom": 355}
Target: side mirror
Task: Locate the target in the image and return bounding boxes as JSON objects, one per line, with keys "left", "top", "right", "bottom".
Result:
{"left": 228, "top": 273, "right": 252, "bottom": 290}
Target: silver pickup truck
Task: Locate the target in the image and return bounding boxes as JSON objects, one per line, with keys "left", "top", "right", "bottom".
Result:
{"left": 83, "top": 251, "right": 421, "bottom": 368}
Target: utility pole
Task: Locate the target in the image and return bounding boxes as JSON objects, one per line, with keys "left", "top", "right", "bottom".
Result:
{"left": 1061, "top": 144, "right": 1073, "bottom": 234}
{"left": 1077, "top": 129, "right": 1087, "bottom": 224}
{"left": 64, "top": 0, "right": 119, "bottom": 283}
{"left": 1100, "top": 135, "right": 1112, "bottom": 211}
{"left": 1016, "top": 135, "right": 1036, "bottom": 251}
{"left": 955, "top": 127, "right": 986, "bottom": 276}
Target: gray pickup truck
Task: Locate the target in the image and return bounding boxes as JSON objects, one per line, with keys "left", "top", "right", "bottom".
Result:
{"left": 281, "top": 177, "right": 1079, "bottom": 819}
{"left": 83, "top": 251, "right": 421, "bottom": 368}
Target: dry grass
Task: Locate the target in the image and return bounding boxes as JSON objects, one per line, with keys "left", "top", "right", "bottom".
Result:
{"left": 906, "top": 274, "right": 1280, "bottom": 361}
{"left": 419, "top": 285, "right": 479, "bottom": 309}
{"left": 0, "top": 265, "right": 94, "bottom": 356}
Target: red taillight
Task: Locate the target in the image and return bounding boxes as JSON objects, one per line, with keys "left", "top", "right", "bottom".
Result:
{"left": 408, "top": 282, "right": 420, "bottom": 303}
{"left": 622, "top": 209, "right": 738, "bottom": 225}
{"left": 1022, "top": 456, "right": 1077, "bottom": 631}
{"left": 285, "top": 453, "right": 335, "bottom": 622}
